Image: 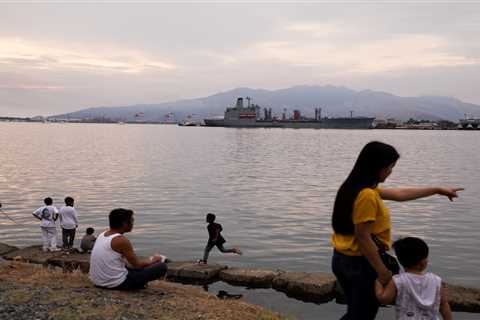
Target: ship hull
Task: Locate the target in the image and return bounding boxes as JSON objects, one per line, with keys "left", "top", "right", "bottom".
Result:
{"left": 204, "top": 117, "right": 375, "bottom": 129}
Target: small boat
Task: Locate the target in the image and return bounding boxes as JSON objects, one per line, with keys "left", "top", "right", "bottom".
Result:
{"left": 178, "top": 121, "right": 199, "bottom": 127}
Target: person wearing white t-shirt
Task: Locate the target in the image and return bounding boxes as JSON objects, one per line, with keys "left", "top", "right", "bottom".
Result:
{"left": 32, "top": 197, "right": 60, "bottom": 252}
{"left": 375, "top": 237, "right": 452, "bottom": 320}
{"left": 59, "top": 196, "right": 78, "bottom": 249}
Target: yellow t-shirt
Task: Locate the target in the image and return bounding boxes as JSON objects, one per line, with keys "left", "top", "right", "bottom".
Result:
{"left": 331, "top": 187, "right": 391, "bottom": 256}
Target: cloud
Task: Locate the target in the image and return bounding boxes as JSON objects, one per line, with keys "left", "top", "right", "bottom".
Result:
{"left": 0, "top": 84, "right": 65, "bottom": 91}
{"left": 284, "top": 22, "right": 342, "bottom": 37}
{"left": 0, "top": 37, "right": 176, "bottom": 74}
{"left": 348, "top": 35, "right": 479, "bottom": 73}
{"left": 232, "top": 34, "right": 480, "bottom": 73}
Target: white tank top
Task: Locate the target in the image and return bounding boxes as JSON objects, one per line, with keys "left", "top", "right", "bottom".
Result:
{"left": 89, "top": 231, "right": 128, "bottom": 288}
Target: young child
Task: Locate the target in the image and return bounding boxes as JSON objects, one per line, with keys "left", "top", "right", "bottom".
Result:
{"left": 80, "top": 227, "right": 96, "bottom": 253}
{"left": 375, "top": 237, "right": 452, "bottom": 320}
{"left": 32, "top": 197, "right": 60, "bottom": 252}
{"left": 59, "top": 196, "right": 78, "bottom": 250}
{"left": 199, "top": 213, "right": 242, "bottom": 264}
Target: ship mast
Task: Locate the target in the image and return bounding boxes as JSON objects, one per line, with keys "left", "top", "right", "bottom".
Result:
{"left": 246, "top": 96, "right": 251, "bottom": 108}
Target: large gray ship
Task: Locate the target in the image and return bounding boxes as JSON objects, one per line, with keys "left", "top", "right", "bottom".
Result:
{"left": 204, "top": 97, "right": 375, "bottom": 129}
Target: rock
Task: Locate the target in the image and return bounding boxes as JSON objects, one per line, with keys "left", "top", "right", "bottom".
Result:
{"left": 445, "top": 282, "right": 480, "bottom": 313}
{"left": 0, "top": 243, "right": 19, "bottom": 256}
{"left": 166, "top": 261, "right": 227, "bottom": 284}
{"left": 3, "top": 246, "right": 63, "bottom": 264}
{"left": 219, "top": 268, "right": 279, "bottom": 288}
{"left": 46, "top": 253, "right": 90, "bottom": 273}
{"left": 0, "top": 257, "right": 9, "bottom": 266}
{"left": 272, "top": 272, "right": 337, "bottom": 303}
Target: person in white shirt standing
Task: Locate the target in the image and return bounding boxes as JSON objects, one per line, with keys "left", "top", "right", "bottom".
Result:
{"left": 59, "top": 196, "right": 78, "bottom": 250}
{"left": 32, "top": 197, "right": 60, "bottom": 252}
{"left": 375, "top": 237, "right": 452, "bottom": 320}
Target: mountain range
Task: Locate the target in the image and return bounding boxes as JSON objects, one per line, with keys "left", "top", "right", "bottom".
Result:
{"left": 51, "top": 85, "right": 480, "bottom": 122}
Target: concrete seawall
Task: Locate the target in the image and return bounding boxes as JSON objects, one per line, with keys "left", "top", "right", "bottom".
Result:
{"left": 2, "top": 243, "right": 479, "bottom": 313}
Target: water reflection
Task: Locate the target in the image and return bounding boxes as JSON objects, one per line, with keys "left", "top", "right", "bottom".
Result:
{"left": 1, "top": 123, "right": 479, "bottom": 319}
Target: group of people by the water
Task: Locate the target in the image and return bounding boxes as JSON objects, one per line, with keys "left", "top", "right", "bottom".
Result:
{"left": 32, "top": 196, "right": 96, "bottom": 253}
{"left": 28, "top": 197, "right": 241, "bottom": 291}
{"left": 87, "top": 209, "right": 241, "bottom": 290}
{"left": 7, "top": 140, "right": 463, "bottom": 319}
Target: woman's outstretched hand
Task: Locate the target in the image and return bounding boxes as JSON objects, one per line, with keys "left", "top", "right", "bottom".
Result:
{"left": 437, "top": 187, "right": 464, "bottom": 201}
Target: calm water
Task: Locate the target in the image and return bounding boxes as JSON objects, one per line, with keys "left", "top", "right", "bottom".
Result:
{"left": 1, "top": 123, "right": 479, "bottom": 319}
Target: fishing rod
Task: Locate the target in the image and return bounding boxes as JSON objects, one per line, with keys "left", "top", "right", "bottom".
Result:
{"left": 0, "top": 203, "right": 19, "bottom": 225}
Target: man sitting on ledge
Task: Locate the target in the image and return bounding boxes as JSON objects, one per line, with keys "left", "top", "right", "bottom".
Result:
{"left": 89, "top": 208, "right": 168, "bottom": 290}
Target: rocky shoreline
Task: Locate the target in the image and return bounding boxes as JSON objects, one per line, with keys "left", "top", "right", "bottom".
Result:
{"left": 1, "top": 242, "right": 480, "bottom": 318}
{"left": 0, "top": 260, "right": 284, "bottom": 320}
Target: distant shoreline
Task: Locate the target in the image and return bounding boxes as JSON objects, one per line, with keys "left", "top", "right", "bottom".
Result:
{"left": 2, "top": 118, "right": 480, "bottom": 130}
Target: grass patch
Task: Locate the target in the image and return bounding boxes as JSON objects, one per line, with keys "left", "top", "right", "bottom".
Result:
{"left": 257, "top": 311, "right": 295, "bottom": 320}
{"left": 5, "top": 288, "right": 33, "bottom": 304}
{"left": 1, "top": 262, "right": 290, "bottom": 320}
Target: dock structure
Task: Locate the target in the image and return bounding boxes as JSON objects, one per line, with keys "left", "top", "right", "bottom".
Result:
{"left": 459, "top": 118, "right": 480, "bottom": 129}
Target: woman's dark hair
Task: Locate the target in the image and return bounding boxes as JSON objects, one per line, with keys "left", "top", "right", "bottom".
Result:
{"left": 393, "top": 237, "right": 429, "bottom": 268}
{"left": 109, "top": 208, "right": 134, "bottom": 229}
{"left": 332, "top": 141, "right": 399, "bottom": 234}
{"left": 206, "top": 213, "right": 216, "bottom": 223}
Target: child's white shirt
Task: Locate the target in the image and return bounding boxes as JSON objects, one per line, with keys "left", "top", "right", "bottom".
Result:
{"left": 393, "top": 272, "right": 442, "bottom": 320}
{"left": 33, "top": 205, "right": 59, "bottom": 228}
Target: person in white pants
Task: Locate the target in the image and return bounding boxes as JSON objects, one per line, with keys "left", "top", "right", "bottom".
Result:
{"left": 33, "top": 197, "right": 60, "bottom": 252}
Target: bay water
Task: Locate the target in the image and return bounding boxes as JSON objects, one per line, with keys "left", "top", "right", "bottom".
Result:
{"left": 1, "top": 123, "right": 479, "bottom": 319}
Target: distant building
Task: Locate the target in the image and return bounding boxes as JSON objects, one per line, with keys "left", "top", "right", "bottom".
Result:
{"left": 373, "top": 118, "right": 400, "bottom": 129}
{"left": 398, "top": 122, "right": 439, "bottom": 130}
{"left": 31, "top": 116, "right": 45, "bottom": 122}
{"left": 459, "top": 118, "right": 480, "bottom": 129}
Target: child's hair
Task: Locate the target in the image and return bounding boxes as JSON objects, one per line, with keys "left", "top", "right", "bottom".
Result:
{"left": 44, "top": 197, "right": 53, "bottom": 205}
{"left": 206, "top": 213, "right": 216, "bottom": 223}
{"left": 393, "top": 237, "right": 429, "bottom": 269}
{"left": 86, "top": 227, "right": 95, "bottom": 235}
{"left": 65, "top": 196, "right": 74, "bottom": 206}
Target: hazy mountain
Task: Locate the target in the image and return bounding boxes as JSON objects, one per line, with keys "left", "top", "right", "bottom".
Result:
{"left": 50, "top": 85, "right": 480, "bottom": 122}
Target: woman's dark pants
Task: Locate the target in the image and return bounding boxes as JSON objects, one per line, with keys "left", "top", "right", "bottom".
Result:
{"left": 332, "top": 250, "right": 379, "bottom": 320}
{"left": 115, "top": 262, "right": 168, "bottom": 290}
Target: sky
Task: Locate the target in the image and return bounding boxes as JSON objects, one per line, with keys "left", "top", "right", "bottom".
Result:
{"left": 1, "top": 1, "right": 480, "bottom": 116}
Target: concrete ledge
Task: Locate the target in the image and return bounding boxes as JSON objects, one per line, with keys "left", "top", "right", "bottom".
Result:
{"left": 46, "top": 253, "right": 90, "bottom": 273}
{"left": 0, "top": 243, "right": 19, "bottom": 256}
{"left": 446, "top": 283, "right": 480, "bottom": 313}
{"left": 2, "top": 243, "right": 480, "bottom": 313}
{"left": 3, "top": 245, "right": 63, "bottom": 264}
{"left": 166, "top": 261, "right": 227, "bottom": 284}
{"left": 272, "top": 272, "right": 337, "bottom": 303}
{"left": 219, "top": 268, "right": 279, "bottom": 288}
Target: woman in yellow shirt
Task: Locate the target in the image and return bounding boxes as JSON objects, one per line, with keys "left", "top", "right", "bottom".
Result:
{"left": 331, "top": 141, "right": 462, "bottom": 320}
